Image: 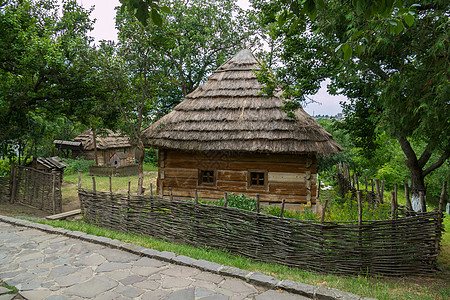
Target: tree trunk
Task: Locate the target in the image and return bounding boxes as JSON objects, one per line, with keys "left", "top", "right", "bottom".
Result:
{"left": 137, "top": 140, "right": 145, "bottom": 196}
{"left": 92, "top": 128, "right": 98, "bottom": 166}
{"left": 410, "top": 168, "right": 426, "bottom": 212}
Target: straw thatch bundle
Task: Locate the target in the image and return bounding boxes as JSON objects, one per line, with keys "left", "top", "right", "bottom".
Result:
{"left": 74, "top": 129, "right": 132, "bottom": 150}
{"left": 142, "top": 49, "right": 343, "bottom": 156}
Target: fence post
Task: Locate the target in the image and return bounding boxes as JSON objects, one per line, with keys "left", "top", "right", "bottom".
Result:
{"left": 280, "top": 199, "right": 285, "bottom": 218}
{"left": 381, "top": 180, "right": 386, "bottom": 203}
{"left": 169, "top": 187, "right": 173, "bottom": 201}
{"left": 128, "top": 181, "right": 131, "bottom": 197}
{"left": 357, "top": 190, "right": 363, "bottom": 270}
{"left": 78, "top": 171, "right": 82, "bottom": 190}
{"left": 195, "top": 189, "right": 198, "bottom": 204}
{"left": 317, "top": 180, "right": 321, "bottom": 200}
{"left": 436, "top": 181, "right": 447, "bottom": 252}
{"left": 224, "top": 192, "right": 228, "bottom": 207}
{"left": 10, "top": 163, "right": 16, "bottom": 203}
{"left": 150, "top": 183, "right": 153, "bottom": 197}
{"left": 109, "top": 176, "right": 112, "bottom": 193}
{"left": 321, "top": 199, "right": 328, "bottom": 223}
{"left": 375, "top": 179, "right": 381, "bottom": 204}
{"left": 391, "top": 191, "right": 397, "bottom": 219}
{"left": 256, "top": 194, "right": 260, "bottom": 214}
{"left": 365, "top": 176, "right": 368, "bottom": 191}
{"left": 51, "top": 171, "right": 57, "bottom": 214}
{"left": 91, "top": 176, "right": 96, "bottom": 193}
{"left": 404, "top": 183, "right": 412, "bottom": 211}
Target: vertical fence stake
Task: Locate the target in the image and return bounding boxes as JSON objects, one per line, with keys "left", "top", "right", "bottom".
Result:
{"left": 169, "top": 187, "right": 173, "bottom": 201}
{"left": 357, "top": 191, "right": 363, "bottom": 226}
{"left": 51, "top": 171, "right": 57, "bottom": 214}
{"left": 436, "top": 181, "right": 447, "bottom": 252}
{"left": 391, "top": 191, "right": 397, "bottom": 219}
{"left": 375, "top": 179, "right": 381, "bottom": 203}
{"left": 404, "top": 183, "right": 412, "bottom": 211}
{"left": 394, "top": 183, "right": 398, "bottom": 209}
{"left": 256, "top": 194, "right": 260, "bottom": 214}
{"left": 321, "top": 199, "right": 328, "bottom": 223}
{"left": 317, "top": 180, "right": 321, "bottom": 200}
{"left": 419, "top": 191, "right": 426, "bottom": 212}
{"left": 10, "top": 163, "right": 16, "bottom": 203}
{"left": 195, "top": 189, "right": 198, "bottom": 204}
{"left": 109, "top": 176, "right": 112, "bottom": 193}
{"left": 280, "top": 199, "right": 285, "bottom": 218}
{"left": 150, "top": 183, "right": 153, "bottom": 197}
{"left": 128, "top": 181, "right": 131, "bottom": 197}
{"left": 365, "top": 176, "right": 368, "bottom": 191}
{"left": 92, "top": 176, "right": 96, "bottom": 193}
{"left": 224, "top": 192, "right": 228, "bottom": 207}
{"left": 381, "top": 180, "right": 386, "bottom": 203}
{"left": 78, "top": 171, "right": 82, "bottom": 190}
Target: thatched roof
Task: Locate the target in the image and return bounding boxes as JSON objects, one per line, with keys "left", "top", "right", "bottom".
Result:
{"left": 142, "top": 49, "right": 343, "bottom": 156}
{"left": 73, "top": 129, "right": 132, "bottom": 151}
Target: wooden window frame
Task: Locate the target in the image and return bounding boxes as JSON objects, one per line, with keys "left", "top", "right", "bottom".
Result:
{"left": 198, "top": 169, "right": 216, "bottom": 186}
{"left": 248, "top": 169, "right": 267, "bottom": 190}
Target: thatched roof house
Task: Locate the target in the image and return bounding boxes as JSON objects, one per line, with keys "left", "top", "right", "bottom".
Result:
{"left": 142, "top": 49, "right": 342, "bottom": 208}
{"left": 72, "top": 129, "right": 136, "bottom": 167}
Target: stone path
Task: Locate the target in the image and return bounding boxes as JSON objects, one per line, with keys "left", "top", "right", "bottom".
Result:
{"left": 0, "top": 220, "right": 310, "bottom": 300}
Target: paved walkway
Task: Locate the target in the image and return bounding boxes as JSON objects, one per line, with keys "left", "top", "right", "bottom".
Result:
{"left": 0, "top": 220, "right": 308, "bottom": 300}
{"left": 0, "top": 216, "right": 371, "bottom": 300}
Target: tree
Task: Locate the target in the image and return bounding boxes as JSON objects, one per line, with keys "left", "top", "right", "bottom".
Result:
{"left": 252, "top": 0, "right": 449, "bottom": 211}
{"left": 0, "top": 0, "right": 120, "bottom": 163}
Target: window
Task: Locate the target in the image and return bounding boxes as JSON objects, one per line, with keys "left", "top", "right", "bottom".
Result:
{"left": 199, "top": 170, "right": 215, "bottom": 185}
{"left": 248, "top": 170, "right": 267, "bottom": 189}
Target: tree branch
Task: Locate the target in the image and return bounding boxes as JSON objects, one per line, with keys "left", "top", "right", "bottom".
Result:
{"left": 423, "top": 152, "right": 450, "bottom": 177}
{"left": 417, "top": 148, "right": 432, "bottom": 168}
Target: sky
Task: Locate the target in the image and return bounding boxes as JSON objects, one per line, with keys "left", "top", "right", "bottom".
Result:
{"left": 76, "top": 0, "right": 344, "bottom": 116}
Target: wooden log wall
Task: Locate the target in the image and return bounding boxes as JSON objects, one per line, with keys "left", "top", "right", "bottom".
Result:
{"left": 79, "top": 189, "right": 444, "bottom": 277}
{"left": 157, "top": 150, "right": 317, "bottom": 208}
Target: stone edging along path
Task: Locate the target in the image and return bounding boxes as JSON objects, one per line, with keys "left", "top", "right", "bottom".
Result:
{"left": 0, "top": 215, "right": 376, "bottom": 300}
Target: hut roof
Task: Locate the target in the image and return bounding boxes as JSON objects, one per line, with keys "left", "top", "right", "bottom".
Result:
{"left": 73, "top": 129, "right": 132, "bottom": 151}
{"left": 142, "top": 49, "right": 343, "bottom": 156}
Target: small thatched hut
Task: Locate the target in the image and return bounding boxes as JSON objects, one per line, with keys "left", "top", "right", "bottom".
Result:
{"left": 73, "top": 129, "right": 136, "bottom": 167}
{"left": 142, "top": 49, "right": 343, "bottom": 209}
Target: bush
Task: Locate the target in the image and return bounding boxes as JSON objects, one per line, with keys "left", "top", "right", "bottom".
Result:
{"left": 202, "top": 193, "right": 257, "bottom": 211}
{"left": 264, "top": 205, "right": 320, "bottom": 221}
{"left": 62, "top": 158, "right": 94, "bottom": 175}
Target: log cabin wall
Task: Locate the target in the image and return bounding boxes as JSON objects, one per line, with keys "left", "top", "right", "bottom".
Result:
{"left": 157, "top": 150, "right": 317, "bottom": 209}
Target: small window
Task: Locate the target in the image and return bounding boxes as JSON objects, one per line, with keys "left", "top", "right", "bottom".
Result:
{"left": 199, "top": 170, "right": 215, "bottom": 185}
{"left": 248, "top": 170, "right": 267, "bottom": 189}
{"left": 250, "top": 172, "right": 265, "bottom": 186}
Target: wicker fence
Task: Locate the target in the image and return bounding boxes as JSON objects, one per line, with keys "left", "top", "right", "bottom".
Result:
{"left": 0, "top": 177, "right": 10, "bottom": 203}
{"left": 80, "top": 189, "right": 445, "bottom": 277}
{"left": 1, "top": 166, "right": 63, "bottom": 214}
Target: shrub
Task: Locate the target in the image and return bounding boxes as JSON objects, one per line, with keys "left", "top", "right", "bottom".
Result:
{"left": 62, "top": 158, "right": 94, "bottom": 175}
{"left": 202, "top": 193, "right": 257, "bottom": 211}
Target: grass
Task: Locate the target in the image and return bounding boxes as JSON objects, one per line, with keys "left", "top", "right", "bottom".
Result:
{"left": 61, "top": 164, "right": 158, "bottom": 205}
{"left": 38, "top": 215, "right": 450, "bottom": 300}
{"left": 0, "top": 283, "right": 17, "bottom": 295}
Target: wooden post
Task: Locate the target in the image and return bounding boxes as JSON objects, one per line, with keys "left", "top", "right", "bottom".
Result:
{"left": 78, "top": 171, "right": 82, "bottom": 190}
{"left": 391, "top": 191, "right": 397, "bottom": 219}
{"left": 317, "top": 180, "right": 321, "bottom": 200}
{"left": 10, "top": 163, "right": 16, "bottom": 203}
{"left": 405, "top": 183, "right": 412, "bottom": 211}
{"left": 321, "top": 199, "right": 328, "bottom": 223}
{"left": 109, "top": 176, "right": 112, "bottom": 193}
{"left": 355, "top": 174, "right": 360, "bottom": 191}
{"left": 357, "top": 191, "right": 363, "bottom": 226}
{"left": 365, "top": 176, "right": 368, "bottom": 191}
{"left": 419, "top": 191, "right": 426, "bottom": 212}
{"left": 394, "top": 183, "right": 398, "bottom": 209}
{"left": 194, "top": 189, "right": 198, "bottom": 204}
{"left": 224, "top": 192, "right": 228, "bottom": 207}
{"left": 375, "top": 179, "right": 381, "bottom": 203}
{"left": 436, "top": 181, "right": 447, "bottom": 252}
{"left": 51, "top": 171, "right": 57, "bottom": 214}
{"left": 280, "top": 199, "right": 286, "bottom": 218}
{"left": 256, "top": 194, "right": 260, "bottom": 214}
{"left": 381, "top": 180, "right": 386, "bottom": 203}
{"left": 128, "top": 181, "right": 131, "bottom": 197}
{"left": 169, "top": 187, "right": 173, "bottom": 201}
{"left": 92, "top": 176, "right": 96, "bottom": 193}
{"left": 371, "top": 178, "right": 374, "bottom": 192}
{"left": 150, "top": 183, "right": 153, "bottom": 197}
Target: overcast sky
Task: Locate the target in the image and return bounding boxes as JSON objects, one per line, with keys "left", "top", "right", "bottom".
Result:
{"left": 76, "top": 0, "right": 344, "bottom": 116}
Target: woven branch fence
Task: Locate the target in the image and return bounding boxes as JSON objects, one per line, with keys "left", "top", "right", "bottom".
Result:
{"left": 1, "top": 166, "right": 63, "bottom": 214}
{"left": 80, "top": 189, "right": 445, "bottom": 277}
{"left": 0, "top": 177, "right": 10, "bottom": 203}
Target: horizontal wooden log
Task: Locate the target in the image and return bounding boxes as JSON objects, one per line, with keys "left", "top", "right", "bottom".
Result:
{"left": 268, "top": 172, "right": 307, "bottom": 183}
{"left": 217, "top": 170, "right": 247, "bottom": 181}
{"left": 164, "top": 168, "right": 198, "bottom": 179}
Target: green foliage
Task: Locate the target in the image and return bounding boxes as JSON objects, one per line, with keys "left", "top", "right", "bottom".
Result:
{"left": 203, "top": 193, "right": 257, "bottom": 212}
{"left": 62, "top": 158, "right": 94, "bottom": 175}
{"left": 264, "top": 205, "right": 320, "bottom": 221}
{"left": 144, "top": 149, "right": 158, "bottom": 166}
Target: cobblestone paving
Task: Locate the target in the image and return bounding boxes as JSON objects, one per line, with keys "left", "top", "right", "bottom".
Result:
{"left": 0, "top": 222, "right": 310, "bottom": 300}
